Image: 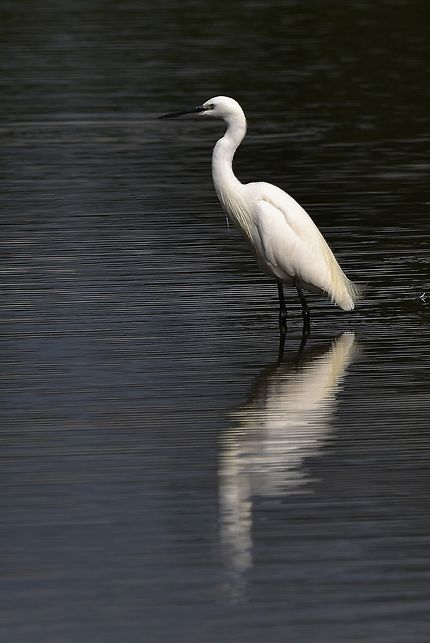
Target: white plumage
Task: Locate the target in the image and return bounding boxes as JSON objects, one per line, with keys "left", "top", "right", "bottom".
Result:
{"left": 160, "top": 96, "right": 361, "bottom": 329}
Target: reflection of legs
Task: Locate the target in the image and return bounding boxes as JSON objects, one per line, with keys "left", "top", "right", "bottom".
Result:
{"left": 277, "top": 281, "right": 287, "bottom": 332}
{"left": 277, "top": 328, "right": 286, "bottom": 362}
{"left": 297, "top": 325, "right": 309, "bottom": 356}
{"left": 296, "top": 286, "right": 311, "bottom": 334}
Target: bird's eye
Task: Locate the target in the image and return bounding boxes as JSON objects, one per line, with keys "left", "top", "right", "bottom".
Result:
{"left": 208, "top": 103, "right": 215, "bottom": 110}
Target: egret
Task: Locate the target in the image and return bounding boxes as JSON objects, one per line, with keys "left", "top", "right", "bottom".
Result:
{"left": 159, "top": 96, "right": 361, "bottom": 333}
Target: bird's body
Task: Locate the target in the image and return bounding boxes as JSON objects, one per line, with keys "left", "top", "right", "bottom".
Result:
{"left": 160, "top": 96, "right": 360, "bottom": 331}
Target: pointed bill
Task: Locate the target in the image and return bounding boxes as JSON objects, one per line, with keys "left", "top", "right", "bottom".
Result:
{"left": 158, "top": 106, "right": 206, "bottom": 119}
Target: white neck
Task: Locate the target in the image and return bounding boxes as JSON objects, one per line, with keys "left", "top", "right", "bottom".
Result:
{"left": 212, "top": 114, "right": 247, "bottom": 201}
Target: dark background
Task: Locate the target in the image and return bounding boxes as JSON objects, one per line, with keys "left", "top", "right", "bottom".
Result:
{"left": 1, "top": 1, "right": 430, "bottom": 642}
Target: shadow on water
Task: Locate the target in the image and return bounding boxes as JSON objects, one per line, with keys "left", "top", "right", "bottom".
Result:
{"left": 219, "top": 333, "right": 357, "bottom": 598}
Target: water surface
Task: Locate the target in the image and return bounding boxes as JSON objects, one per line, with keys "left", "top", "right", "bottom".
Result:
{"left": 1, "top": 1, "right": 430, "bottom": 642}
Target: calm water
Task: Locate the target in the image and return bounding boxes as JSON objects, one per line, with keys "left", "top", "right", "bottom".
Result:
{"left": 1, "top": 1, "right": 430, "bottom": 641}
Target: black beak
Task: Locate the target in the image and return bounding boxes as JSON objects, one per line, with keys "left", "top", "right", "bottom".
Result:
{"left": 158, "top": 105, "right": 206, "bottom": 119}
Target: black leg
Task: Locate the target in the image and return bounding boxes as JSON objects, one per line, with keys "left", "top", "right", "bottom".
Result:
{"left": 277, "top": 281, "right": 287, "bottom": 332}
{"left": 296, "top": 286, "right": 311, "bottom": 334}
{"left": 277, "top": 281, "right": 287, "bottom": 361}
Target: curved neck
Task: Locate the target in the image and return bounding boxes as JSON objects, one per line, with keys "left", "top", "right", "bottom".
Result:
{"left": 212, "top": 115, "right": 247, "bottom": 198}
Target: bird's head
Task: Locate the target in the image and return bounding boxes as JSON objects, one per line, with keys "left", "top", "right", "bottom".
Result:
{"left": 159, "top": 96, "right": 245, "bottom": 125}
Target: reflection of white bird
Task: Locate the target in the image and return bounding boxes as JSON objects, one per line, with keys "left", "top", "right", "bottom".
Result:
{"left": 160, "top": 97, "right": 361, "bottom": 331}
{"left": 219, "top": 332, "right": 357, "bottom": 579}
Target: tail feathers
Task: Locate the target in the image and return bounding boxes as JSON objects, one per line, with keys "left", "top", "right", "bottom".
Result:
{"left": 316, "top": 233, "right": 362, "bottom": 311}
{"left": 333, "top": 275, "right": 363, "bottom": 311}
{"left": 320, "top": 247, "right": 362, "bottom": 310}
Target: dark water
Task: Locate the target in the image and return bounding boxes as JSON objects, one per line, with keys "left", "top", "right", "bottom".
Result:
{"left": 1, "top": 1, "right": 430, "bottom": 641}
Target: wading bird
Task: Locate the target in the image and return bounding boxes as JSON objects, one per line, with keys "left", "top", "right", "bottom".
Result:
{"left": 159, "top": 96, "right": 360, "bottom": 334}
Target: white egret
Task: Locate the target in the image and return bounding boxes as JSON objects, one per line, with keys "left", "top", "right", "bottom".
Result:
{"left": 159, "top": 96, "right": 361, "bottom": 332}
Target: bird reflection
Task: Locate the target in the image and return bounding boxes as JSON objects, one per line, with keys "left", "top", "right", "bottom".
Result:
{"left": 219, "top": 332, "right": 357, "bottom": 590}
